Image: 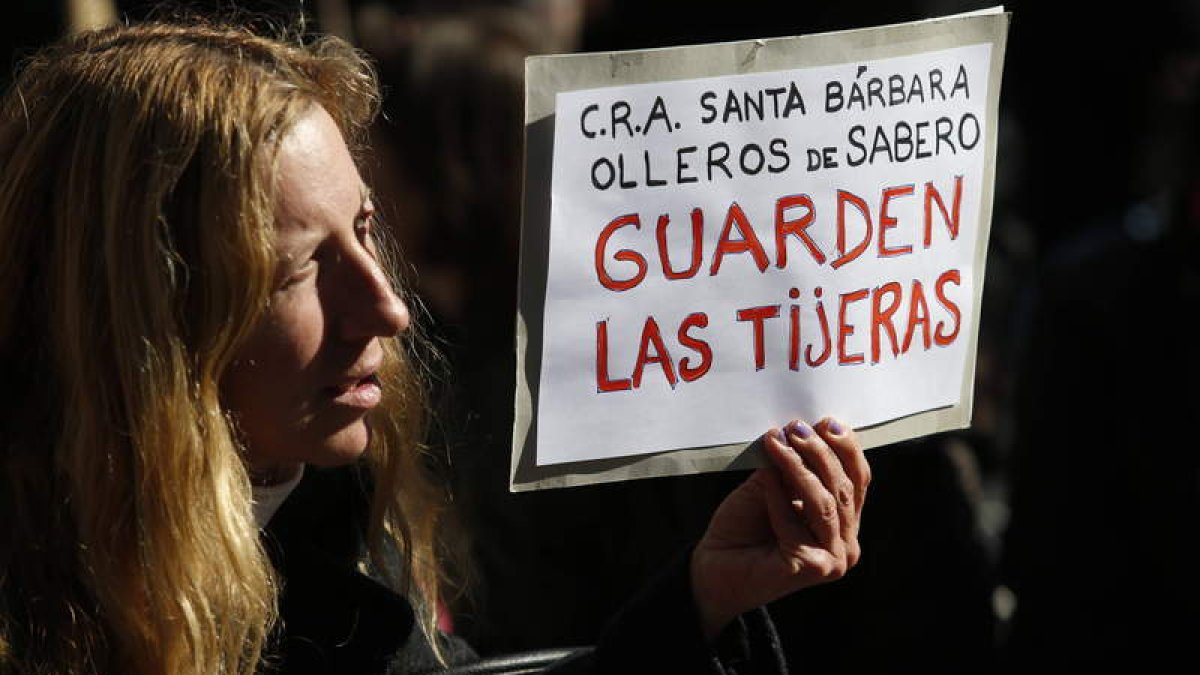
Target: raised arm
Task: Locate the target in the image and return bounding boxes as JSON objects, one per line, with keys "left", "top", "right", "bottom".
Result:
{"left": 690, "top": 418, "right": 870, "bottom": 639}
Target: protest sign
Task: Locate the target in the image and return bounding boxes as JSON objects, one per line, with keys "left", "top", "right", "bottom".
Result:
{"left": 513, "top": 7, "right": 1010, "bottom": 491}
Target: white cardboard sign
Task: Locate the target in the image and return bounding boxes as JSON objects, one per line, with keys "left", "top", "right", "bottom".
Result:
{"left": 513, "top": 8, "right": 1009, "bottom": 490}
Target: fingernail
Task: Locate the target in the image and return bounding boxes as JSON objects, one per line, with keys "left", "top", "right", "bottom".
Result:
{"left": 787, "top": 420, "right": 813, "bottom": 439}
{"left": 828, "top": 419, "right": 845, "bottom": 435}
{"left": 772, "top": 428, "right": 786, "bottom": 444}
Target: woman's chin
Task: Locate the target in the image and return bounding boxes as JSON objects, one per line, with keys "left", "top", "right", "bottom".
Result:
{"left": 242, "top": 419, "right": 372, "bottom": 473}
{"left": 311, "top": 420, "right": 372, "bottom": 467}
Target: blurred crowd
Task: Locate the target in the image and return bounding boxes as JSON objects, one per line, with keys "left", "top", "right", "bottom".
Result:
{"left": 5, "top": 1, "right": 1198, "bottom": 672}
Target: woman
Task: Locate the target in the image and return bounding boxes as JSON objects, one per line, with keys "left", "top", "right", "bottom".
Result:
{"left": 0, "top": 21, "right": 869, "bottom": 675}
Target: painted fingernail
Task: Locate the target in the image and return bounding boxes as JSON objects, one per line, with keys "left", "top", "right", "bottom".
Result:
{"left": 772, "top": 428, "right": 786, "bottom": 444}
{"left": 788, "top": 420, "right": 814, "bottom": 439}
{"left": 828, "top": 419, "right": 845, "bottom": 435}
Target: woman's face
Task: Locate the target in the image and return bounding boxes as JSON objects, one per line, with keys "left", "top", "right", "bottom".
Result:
{"left": 222, "top": 105, "right": 409, "bottom": 484}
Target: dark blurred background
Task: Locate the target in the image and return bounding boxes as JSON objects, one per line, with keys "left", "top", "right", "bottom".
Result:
{"left": 8, "top": 2, "right": 1197, "bottom": 672}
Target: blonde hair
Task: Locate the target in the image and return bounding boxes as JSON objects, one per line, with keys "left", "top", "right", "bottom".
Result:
{"left": 0, "top": 21, "right": 447, "bottom": 674}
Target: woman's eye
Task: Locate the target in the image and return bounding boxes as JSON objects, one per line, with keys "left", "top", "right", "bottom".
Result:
{"left": 280, "top": 259, "right": 317, "bottom": 289}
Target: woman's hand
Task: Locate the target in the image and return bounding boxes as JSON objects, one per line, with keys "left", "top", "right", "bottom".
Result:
{"left": 690, "top": 418, "right": 870, "bottom": 639}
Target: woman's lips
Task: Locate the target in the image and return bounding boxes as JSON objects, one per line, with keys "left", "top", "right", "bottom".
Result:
{"left": 326, "top": 373, "right": 382, "bottom": 409}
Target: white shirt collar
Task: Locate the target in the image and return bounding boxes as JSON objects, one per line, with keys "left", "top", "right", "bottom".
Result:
{"left": 251, "top": 464, "right": 305, "bottom": 528}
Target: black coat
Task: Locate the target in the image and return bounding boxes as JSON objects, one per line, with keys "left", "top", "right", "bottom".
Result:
{"left": 261, "top": 466, "right": 788, "bottom": 674}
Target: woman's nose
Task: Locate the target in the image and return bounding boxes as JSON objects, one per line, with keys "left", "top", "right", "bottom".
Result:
{"left": 338, "top": 253, "right": 410, "bottom": 340}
